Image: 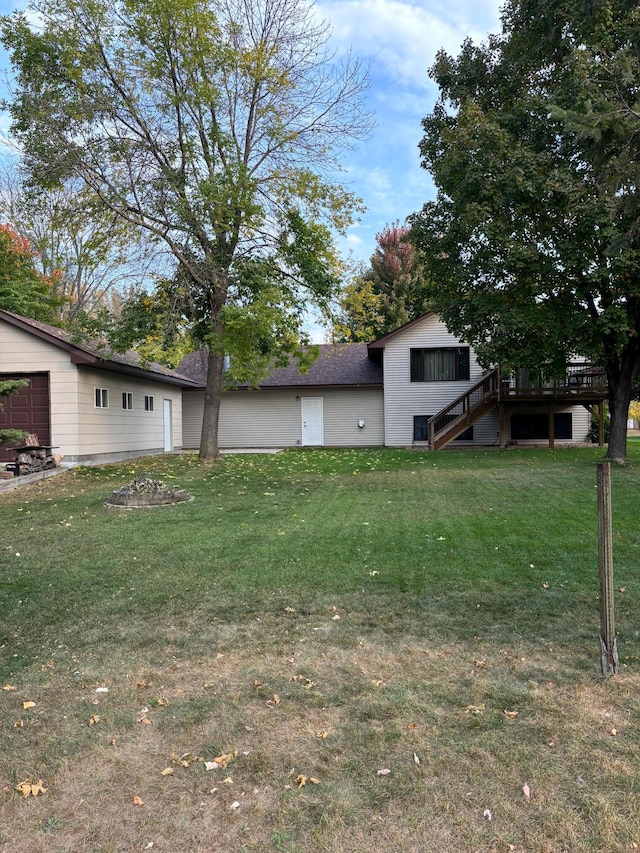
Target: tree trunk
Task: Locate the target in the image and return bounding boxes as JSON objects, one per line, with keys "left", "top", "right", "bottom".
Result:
{"left": 604, "top": 357, "right": 637, "bottom": 464}
{"left": 199, "top": 347, "right": 225, "bottom": 460}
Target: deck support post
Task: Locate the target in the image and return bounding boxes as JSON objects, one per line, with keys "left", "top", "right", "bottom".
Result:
{"left": 598, "top": 400, "right": 605, "bottom": 446}
{"left": 597, "top": 461, "right": 618, "bottom": 674}
{"left": 548, "top": 407, "right": 555, "bottom": 449}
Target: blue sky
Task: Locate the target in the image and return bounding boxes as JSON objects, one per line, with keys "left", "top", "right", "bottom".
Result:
{"left": 0, "top": 0, "right": 503, "bottom": 269}
{"left": 316, "top": 0, "right": 503, "bottom": 266}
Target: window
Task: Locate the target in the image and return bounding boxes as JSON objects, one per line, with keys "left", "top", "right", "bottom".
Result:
{"left": 410, "top": 347, "right": 470, "bottom": 382}
{"left": 511, "top": 413, "right": 572, "bottom": 440}
{"left": 413, "top": 415, "right": 473, "bottom": 442}
{"left": 122, "top": 392, "right": 133, "bottom": 410}
{"left": 94, "top": 388, "right": 108, "bottom": 408}
{"left": 144, "top": 395, "right": 154, "bottom": 412}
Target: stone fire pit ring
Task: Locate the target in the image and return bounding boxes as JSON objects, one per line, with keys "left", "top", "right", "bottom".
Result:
{"left": 106, "top": 477, "right": 193, "bottom": 509}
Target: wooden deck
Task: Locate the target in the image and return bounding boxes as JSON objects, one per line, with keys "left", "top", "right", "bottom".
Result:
{"left": 429, "top": 365, "right": 608, "bottom": 450}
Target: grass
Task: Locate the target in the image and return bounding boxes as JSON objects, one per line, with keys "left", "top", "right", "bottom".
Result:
{"left": 1, "top": 445, "right": 640, "bottom": 852}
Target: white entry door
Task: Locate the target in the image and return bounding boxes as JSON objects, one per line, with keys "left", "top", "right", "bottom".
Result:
{"left": 301, "top": 397, "right": 323, "bottom": 446}
{"left": 163, "top": 399, "right": 172, "bottom": 452}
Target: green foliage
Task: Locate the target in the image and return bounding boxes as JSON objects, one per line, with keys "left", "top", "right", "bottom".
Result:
{"left": 0, "top": 377, "right": 29, "bottom": 446}
{"left": 410, "top": 0, "right": 640, "bottom": 461}
{"left": 0, "top": 223, "right": 61, "bottom": 321}
{"left": 1, "top": 0, "right": 372, "bottom": 456}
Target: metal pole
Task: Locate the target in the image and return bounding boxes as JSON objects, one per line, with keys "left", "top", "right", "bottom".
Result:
{"left": 597, "top": 461, "right": 618, "bottom": 674}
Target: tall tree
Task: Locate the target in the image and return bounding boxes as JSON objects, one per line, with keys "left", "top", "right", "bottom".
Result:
{"left": 0, "top": 159, "right": 159, "bottom": 324}
{"left": 410, "top": 0, "right": 640, "bottom": 462}
{"left": 1, "top": 0, "right": 371, "bottom": 458}
{"left": 335, "top": 221, "right": 429, "bottom": 341}
{"left": 0, "top": 222, "right": 60, "bottom": 321}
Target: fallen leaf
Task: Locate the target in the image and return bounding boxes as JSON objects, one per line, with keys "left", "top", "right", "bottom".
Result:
{"left": 212, "top": 751, "right": 238, "bottom": 770}
{"left": 3, "top": 684, "right": 17, "bottom": 691}
{"left": 309, "top": 777, "right": 320, "bottom": 785}
{"left": 504, "top": 709, "right": 519, "bottom": 719}
{"left": 136, "top": 681, "right": 152, "bottom": 690}
{"left": 542, "top": 582, "right": 549, "bottom": 589}
{"left": 161, "top": 767, "right": 174, "bottom": 776}
{"left": 619, "top": 587, "right": 626, "bottom": 593}
{"left": 474, "top": 660, "right": 488, "bottom": 669}
{"left": 157, "top": 697, "right": 170, "bottom": 707}
{"left": 16, "top": 779, "right": 47, "bottom": 798}
{"left": 139, "top": 716, "right": 151, "bottom": 725}
{"left": 22, "top": 701, "right": 36, "bottom": 710}
{"left": 13, "top": 719, "right": 24, "bottom": 728}
{"left": 89, "top": 714, "right": 100, "bottom": 725}
{"left": 315, "top": 730, "right": 329, "bottom": 739}
{"left": 610, "top": 727, "right": 617, "bottom": 736}
{"left": 483, "top": 808, "right": 492, "bottom": 821}
{"left": 221, "top": 777, "right": 233, "bottom": 785}
{"left": 95, "top": 687, "right": 109, "bottom": 694}
{"left": 465, "top": 703, "right": 485, "bottom": 715}
{"left": 230, "top": 800, "right": 241, "bottom": 810}
{"left": 413, "top": 753, "right": 420, "bottom": 765}
{"left": 522, "top": 782, "right": 531, "bottom": 799}
{"left": 331, "top": 614, "right": 340, "bottom": 621}
{"left": 295, "top": 774, "right": 307, "bottom": 788}
{"left": 406, "top": 723, "right": 416, "bottom": 730}
{"left": 266, "top": 694, "right": 280, "bottom": 707}
{"left": 377, "top": 768, "right": 391, "bottom": 776}
{"left": 284, "top": 607, "right": 295, "bottom": 613}
{"left": 133, "top": 796, "right": 144, "bottom": 806}
{"left": 252, "top": 680, "right": 262, "bottom": 690}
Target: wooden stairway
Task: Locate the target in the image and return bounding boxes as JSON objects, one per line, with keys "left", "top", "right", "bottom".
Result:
{"left": 428, "top": 367, "right": 500, "bottom": 450}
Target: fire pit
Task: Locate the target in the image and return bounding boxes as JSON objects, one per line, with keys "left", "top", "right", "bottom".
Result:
{"left": 106, "top": 477, "right": 193, "bottom": 508}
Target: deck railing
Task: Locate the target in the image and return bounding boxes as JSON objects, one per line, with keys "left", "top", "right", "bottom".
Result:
{"left": 500, "top": 364, "right": 608, "bottom": 397}
{"left": 428, "top": 367, "right": 500, "bottom": 448}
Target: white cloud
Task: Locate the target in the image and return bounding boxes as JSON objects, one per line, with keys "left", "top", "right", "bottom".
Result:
{"left": 317, "top": 0, "right": 502, "bottom": 89}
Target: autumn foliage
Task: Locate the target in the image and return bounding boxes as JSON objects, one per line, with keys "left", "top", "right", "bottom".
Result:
{"left": 0, "top": 222, "right": 61, "bottom": 322}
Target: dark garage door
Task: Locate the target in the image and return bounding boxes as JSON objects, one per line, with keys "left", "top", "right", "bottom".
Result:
{"left": 0, "top": 373, "right": 51, "bottom": 463}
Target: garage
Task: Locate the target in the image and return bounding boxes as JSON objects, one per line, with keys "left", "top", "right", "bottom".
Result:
{"left": 0, "top": 373, "right": 51, "bottom": 463}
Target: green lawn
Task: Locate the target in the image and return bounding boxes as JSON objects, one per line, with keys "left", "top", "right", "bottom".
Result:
{"left": 1, "top": 446, "right": 640, "bottom": 852}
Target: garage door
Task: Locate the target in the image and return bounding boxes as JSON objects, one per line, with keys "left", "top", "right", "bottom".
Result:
{"left": 0, "top": 373, "right": 51, "bottom": 463}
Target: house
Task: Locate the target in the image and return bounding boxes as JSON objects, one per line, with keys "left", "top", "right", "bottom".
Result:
{"left": 0, "top": 310, "right": 200, "bottom": 466}
{"left": 180, "top": 313, "right": 608, "bottom": 450}
{"left": 178, "top": 342, "right": 385, "bottom": 449}
{"left": 0, "top": 310, "right": 607, "bottom": 464}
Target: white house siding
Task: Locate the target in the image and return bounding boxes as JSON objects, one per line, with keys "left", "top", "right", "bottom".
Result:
{"left": 382, "top": 315, "right": 490, "bottom": 447}
{"left": 73, "top": 368, "right": 183, "bottom": 463}
{"left": 0, "top": 321, "right": 81, "bottom": 457}
{"left": 181, "top": 387, "right": 384, "bottom": 449}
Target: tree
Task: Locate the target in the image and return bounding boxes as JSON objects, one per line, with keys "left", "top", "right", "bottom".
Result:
{"left": 1, "top": 0, "right": 371, "bottom": 458}
{"left": 0, "top": 222, "right": 60, "bottom": 321}
{"left": 0, "top": 378, "right": 29, "bottom": 447}
{"left": 335, "top": 221, "right": 429, "bottom": 341}
{"left": 0, "top": 159, "right": 159, "bottom": 324}
{"left": 410, "top": 0, "right": 640, "bottom": 462}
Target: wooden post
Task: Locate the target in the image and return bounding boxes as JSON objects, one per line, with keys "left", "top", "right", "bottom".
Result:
{"left": 597, "top": 461, "right": 618, "bottom": 674}
{"left": 548, "top": 407, "right": 555, "bottom": 449}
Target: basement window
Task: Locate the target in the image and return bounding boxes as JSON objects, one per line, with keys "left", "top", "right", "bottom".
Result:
{"left": 144, "top": 395, "right": 154, "bottom": 412}
{"left": 511, "top": 413, "right": 572, "bottom": 440}
{"left": 414, "top": 415, "right": 473, "bottom": 442}
{"left": 122, "top": 392, "right": 133, "bottom": 410}
{"left": 94, "top": 388, "right": 109, "bottom": 408}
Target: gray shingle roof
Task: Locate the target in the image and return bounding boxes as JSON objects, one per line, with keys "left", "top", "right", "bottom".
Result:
{"left": 178, "top": 343, "right": 383, "bottom": 389}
